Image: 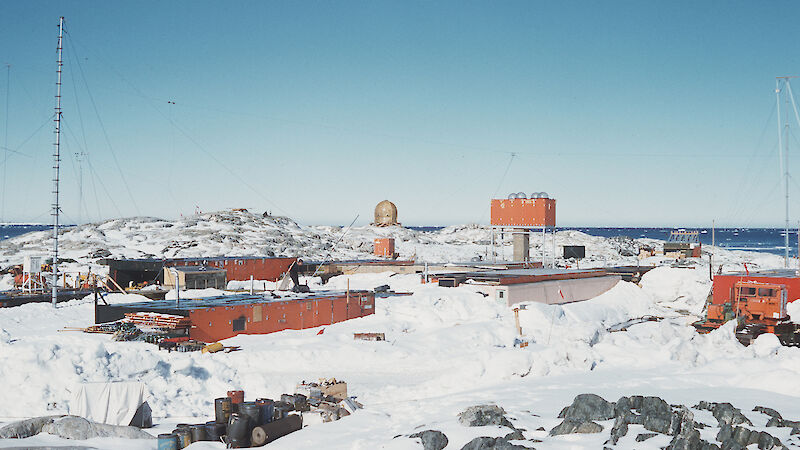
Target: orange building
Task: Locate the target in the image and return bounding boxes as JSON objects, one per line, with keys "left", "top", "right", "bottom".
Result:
{"left": 490, "top": 198, "right": 556, "bottom": 227}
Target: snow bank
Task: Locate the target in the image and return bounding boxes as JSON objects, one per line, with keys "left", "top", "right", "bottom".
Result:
{"left": 639, "top": 266, "right": 711, "bottom": 316}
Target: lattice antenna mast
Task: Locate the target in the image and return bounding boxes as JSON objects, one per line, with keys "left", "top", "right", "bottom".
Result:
{"left": 776, "top": 76, "right": 798, "bottom": 268}
{"left": 52, "top": 16, "right": 64, "bottom": 307}
{"left": 75, "top": 151, "right": 86, "bottom": 224}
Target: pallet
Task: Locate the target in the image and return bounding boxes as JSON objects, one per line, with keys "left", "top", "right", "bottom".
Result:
{"left": 124, "top": 312, "right": 191, "bottom": 329}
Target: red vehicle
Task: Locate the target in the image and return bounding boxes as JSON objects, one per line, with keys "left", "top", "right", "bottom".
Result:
{"left": 695, "top": 278, "right": 800, "bottom": 346}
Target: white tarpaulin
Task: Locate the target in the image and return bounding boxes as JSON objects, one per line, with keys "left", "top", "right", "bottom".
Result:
{"left": 70, "top": 382, "right": 146, "bottom": 426}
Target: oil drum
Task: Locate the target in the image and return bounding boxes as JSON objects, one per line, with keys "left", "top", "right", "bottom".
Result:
{"left": 157, "top": 433, "right": 178, "bottom": 450}
{"left": 174, "top": 428, "right": 191, "bottom": 448}
{"left": 255, "top": 398, "right": 274, "bottom": 425}
{"left": 239, "top": 401, "right": 262, "bottom": 428}
{"left": 215, "top": 397, "right": 232, "bottom": 424}
{"left": 226, "top": 412, "right": 251, "bottom": 448}
{"left": 190, "top": 424, "right": 207, "bottom": 442}
{"left": 227, "top": 390, "right": 245, "bottom": 404}
{"left": 206, "top": 420, "right": 223, "bottom": 442}
{"left": 250, "top": 414, "right": 303, "bottom": 446}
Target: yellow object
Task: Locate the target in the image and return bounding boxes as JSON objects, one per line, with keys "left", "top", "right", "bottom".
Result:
{"left": 202, "top": 342, "right": 224, "bottom": 353}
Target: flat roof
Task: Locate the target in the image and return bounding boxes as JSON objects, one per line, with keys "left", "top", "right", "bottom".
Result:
{"left": 100, "top": 256, "right": 296, "bottom": 265}
{"left": 168, "top": 266, "right": 227, "bottom": 273}
{"left": 434, "top": 268, "right": 610, "bottom": 285}
{"left": 109, "top": 290, "right": 372, "bottom": 311}
{"left": 718, "top": 269, "right": 800, "bottom": 279}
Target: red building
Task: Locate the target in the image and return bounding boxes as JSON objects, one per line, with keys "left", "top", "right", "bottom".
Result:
{"left": 96, "top": 291, "right": 375, "bottom": 342}
{"left": 102, "top": 256, "right": 297, "bottom": 288}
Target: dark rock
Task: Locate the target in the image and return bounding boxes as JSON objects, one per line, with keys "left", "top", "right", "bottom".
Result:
{"left": 459, "top": 436, "right": 532, "bottom": 450}
{"left": 625, "top": 412, "right": 644, "bottom": 425}
{"left": 629, "top": 395, "right": 644, "bottom": 410}
{"left": 640, "top": 396, "right": 672, "bottom": 418}
{"left": 636, "top": 432, "right": 658, "bottom": 442}
{"left": 717, "top": 424, "right": 733, "bottom": 442}
{"left": 755, "top": 431, "right": 781, "bottom": 450}
{"left": 557, "top": 406, "right": 569, "bottom": 419}
{"left": 614, "top": 396, "right": 632, "bottom": 417}
{"left": 535, "top": 427, "right": 545, "bottom": 431}
{"left": 731, "top": 426, "right": 751, "bottom": 446}
{"left": 607, "top": 415, "right": 629, "bottom": 445}
{"left": 669, "top": 407, "right": 695, "bottom": 436}
{"left": 694, "top": 401, "right": 713, "bottom": 411}
{"left": 792, "top": 426, "right": 800, "bottom": 435}
{"left": 643, "top": 415, "right": 671, "bottom": 434}
{"left": 559, "top": 394, "right": 615, "bottom": 422}
{"left": 458, "top": 405, "right": 512, "bottom": 428}
{"left": 89, "top": 248, "right": 112, "bottom": 259}
{"left": 667, "top": 430, "right": 703, "bottom": 450}
{"left": 549, "top": 419, "right": 603, "bottom": 436}
{"left": 765, "top": 417, "right": 784, "bottom": 428}
{"left": 503, "top": 429, "right": 525, "bottom": 441}
{"left": 410, "top": 430, "right": 449, "bottom": 450}
{"left": 720, "top": 440, "right": 745, "bottom": 450}
{"left": 712, "top": 403, "right": 753, "bottom": 427}
{"left": 753, "top": 406, "right": 782, "bottom": 421}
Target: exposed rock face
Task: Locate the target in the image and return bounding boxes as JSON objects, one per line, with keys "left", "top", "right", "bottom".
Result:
{"left": 41, "top": 416, "right": 154, "bottom": 440}
{"left": 0, "top": 415, "right": 154, "bottom": 440}
{"left": 459, "top": 405, "right": 514, "bottom": 428}
{"left": 455, "top": 405, "right": 534, "bottom": 450}
{"left": 551, "top": 393, "right": 618, "bottom": 437}
{"left": 550, "top": 419, "right": 603, "bottom": 435}
{"left": 421, "top": 396, "right": 797, "bottom": 450}
{"left": 548, "top": 394, "right": 790, "bottom": 449}
{"left": 557, "top": 393, "right": 616, "bottom": 422}
{"left": 0, "top": 415, "right": 64, "bottom": 438}
{"left": 459, "top": 436, "right": 533, "bottom": 450}
{"left": 410, "top": 430, "right": 449, "bottom": 450}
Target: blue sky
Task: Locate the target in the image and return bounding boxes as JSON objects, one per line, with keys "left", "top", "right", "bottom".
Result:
{"left": 2, "top": 1, "right": 800, "bottom": 227}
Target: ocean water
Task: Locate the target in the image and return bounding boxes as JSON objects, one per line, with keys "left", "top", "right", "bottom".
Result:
{"left": 0, "top": 224, "right": 53, "bottom": 240}
{"left": 408, "top": 226, "right": 799, "bottom": 257}
{"left": 1, "top": 225, "right": 796, "bottom": 257}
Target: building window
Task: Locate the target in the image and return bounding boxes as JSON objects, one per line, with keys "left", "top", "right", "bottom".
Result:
{"left": 232, "top": 316, "right": 246, "bottom": 332}
{"left": 758, "top": 288, "right": 775, "bottom": 297}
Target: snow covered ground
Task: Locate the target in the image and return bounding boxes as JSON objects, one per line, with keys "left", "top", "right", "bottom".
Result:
{"left": 0, "top": 211, "right": 799, "bottom": 449}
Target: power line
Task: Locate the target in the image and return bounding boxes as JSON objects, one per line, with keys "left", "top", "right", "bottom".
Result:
{"left": 64, "top": 29, "right": 140, "bottom": 216}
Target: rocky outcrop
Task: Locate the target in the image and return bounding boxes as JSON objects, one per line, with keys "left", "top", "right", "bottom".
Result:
{"left": 0, "top": 415, "right": 153, "bottom": 440}
{"left": 410, "top": 430, "right": 449, "bottom": 450}
{"left": 548, "top": 394, "right": 789, "bottom": 450}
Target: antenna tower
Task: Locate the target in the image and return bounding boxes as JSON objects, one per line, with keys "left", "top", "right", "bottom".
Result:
{"left": 775, "top": 76, "right": 800, "bottom": 268}
{"left": 51, "top": 17, "right": 64, "bottom": 307}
